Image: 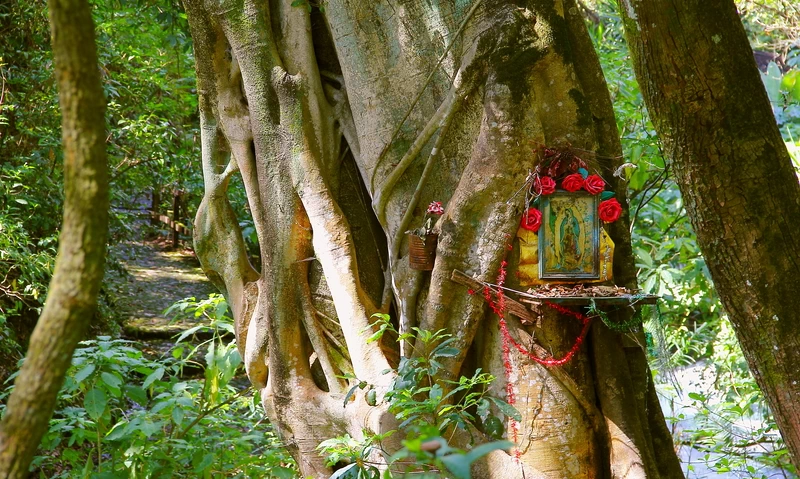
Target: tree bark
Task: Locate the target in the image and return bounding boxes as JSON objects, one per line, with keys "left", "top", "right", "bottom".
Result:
{"left": 617, "top": 0, "right": 800, "bottom": 468}
{"left": 184, "top": 0, "right": 684, "bottom": 476}
{"left": 0, "top": 0, "right": 108, "bottom": 476}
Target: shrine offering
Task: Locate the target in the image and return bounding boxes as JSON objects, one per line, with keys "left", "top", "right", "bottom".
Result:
{"left": 406, "top": 201, "right": 444, "bottom": 271}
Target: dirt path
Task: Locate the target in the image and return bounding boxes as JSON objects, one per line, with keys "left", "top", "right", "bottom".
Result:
{"left": 113, "top": 239, "right": 215, "bottom": 340}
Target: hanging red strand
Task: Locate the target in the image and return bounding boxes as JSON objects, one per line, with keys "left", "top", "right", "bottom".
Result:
{"left": 470, "top": 251, "right": 594, "bottom": 462}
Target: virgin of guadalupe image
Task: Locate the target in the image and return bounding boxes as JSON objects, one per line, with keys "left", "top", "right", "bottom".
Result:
{"left": 558, "top": 208, "right": 582, "bottom": 271}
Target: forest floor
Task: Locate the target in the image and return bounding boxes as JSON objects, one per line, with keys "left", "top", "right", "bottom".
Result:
{"left": 109, "top": 213, "right": 215, "bottom": 356}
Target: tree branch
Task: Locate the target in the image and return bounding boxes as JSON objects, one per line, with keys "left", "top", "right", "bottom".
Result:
{"left": 0, "top": 0, "right": 108, "bottom": 474}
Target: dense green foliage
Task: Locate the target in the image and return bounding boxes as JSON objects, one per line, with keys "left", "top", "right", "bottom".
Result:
{"left": 1, "top": 295, "right": 298, "bottom": 478}
{"left": 0, "top": 0, "right": 201, "bottom": 366}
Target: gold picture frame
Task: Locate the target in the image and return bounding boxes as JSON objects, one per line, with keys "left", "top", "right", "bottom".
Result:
{"left": 539, "top": 192, "right": 600, "bottom": 280}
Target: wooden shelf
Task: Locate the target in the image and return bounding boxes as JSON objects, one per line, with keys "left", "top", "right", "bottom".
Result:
{"left": 519, "top": 294, "right": 659, "bottom": 306}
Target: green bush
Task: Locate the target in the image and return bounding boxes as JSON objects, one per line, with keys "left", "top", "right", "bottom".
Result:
{"left": 1, "top": 296, "right": 297, "bottom": 478}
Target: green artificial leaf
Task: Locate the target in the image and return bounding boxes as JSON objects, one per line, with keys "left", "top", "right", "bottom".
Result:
{"left": 84, "top": 388, "right": 107, "bottom": 421}
{"left": 578, "top": 168, "right": 589, "bottom": 179}
{"left": 600, "top": 191, "right": 615, "bottom": 200}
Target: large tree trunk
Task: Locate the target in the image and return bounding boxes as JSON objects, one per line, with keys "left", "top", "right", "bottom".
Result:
{"left": 617, "top": 0, "right": 800, "bottom": 469}
{"left": 0, "top": 0, "right": 108, "bottom": 476}
{"left": 184, "top": 0, "right": 683, "bottom": 477}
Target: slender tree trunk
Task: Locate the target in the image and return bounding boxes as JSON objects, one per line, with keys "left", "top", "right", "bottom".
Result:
{"left": 184, "top": 0, "right": 684, "bottom": 476}
{"left": 0, "top": 0, "right": 108, "bottom": 476}
{"left": 618, "top": 0, "right": 800, "bottom": 468}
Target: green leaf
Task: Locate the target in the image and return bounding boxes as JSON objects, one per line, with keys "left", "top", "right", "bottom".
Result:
{"left": 578, "top": 167, "right": 589, "bottom": 179}
{"left": 329, "top": 463, "right": 357, "bottom": 479}
{"left": 100, "top": 372, "right": 122, "bottom": 390}
{"left": 124, "top": 385, "right": 148, "bottom": 406}
{"left": 105, "top": 420, "right": 135, "bottom": 441}
{"left": 172, "top": 406, "right": 184, "bottom": 426}
{"left": 192, "top": 453, "right": 214, "bottom": 473}
{"left": 688, "top": 392, "right": 706, "bottom": 402}
{"left": 271, "top": 467, "right": 296, "bottom": 479}
{"left": 14, "top": 198, "right": 28, "bottom": 205}
{"left": 343, "top": 383, "right": 360, "bottom": 407}
{"left": 433, "top": 347, "right": 460, "bottom": 358}
{"left": 464, "top": 440, "right": 515, "bottom": 464}
{"left": 489, "top": 397, "right": 522, "bottom": 422}
{"left": 143, "top": 367, "right": 165, "bottom": 389}
{"left": 600, "top": 191, "right": 615, "bottom": 200}
{"left": 84, "top": 388, "right": 107, "bottom": 421}
{"left": 440, "top": 454, "right": 472, "bottom": 479}
{"left": 73, "top": 364, "right": 96, "bottom": 383}
{"left": 483, "top": 416, "right": 504, "bottom": 440}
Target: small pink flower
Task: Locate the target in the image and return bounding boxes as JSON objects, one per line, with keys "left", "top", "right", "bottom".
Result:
{"left": 427, "top": 201, "right": 444, "bottom": 215}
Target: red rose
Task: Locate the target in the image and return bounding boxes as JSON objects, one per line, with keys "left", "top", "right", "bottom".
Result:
{"left": 534, "top": 176, "right": 556, "bottom": 196}
{"left": 598, "top": 198, "right": 623, "bottom": 223}
{"left": 520, "top": 208, "right": 542, "bottom": 232}
{"left": 584, "top": 175, "right": 605, "bottom": 195}
{"left": 561, "top": 173, "right": 584, "bottom": 192}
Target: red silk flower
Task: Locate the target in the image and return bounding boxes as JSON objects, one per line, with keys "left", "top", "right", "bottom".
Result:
{"left": 598, "top": 198, "right": 622, "bottom": 223}
{"left": 520, "top": 208, "right": 542, "bottom": 232}
{"left": 534, "top": 176, "right": 556, "bottom": 196}
{"left": 584, "top": 175, "right": 605, "bottom": 195}
{"left": 561, "top": 173, "right": 584, "bottom": 192}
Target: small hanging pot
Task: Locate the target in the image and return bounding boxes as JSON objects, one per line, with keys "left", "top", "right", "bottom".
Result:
{"left": 408, "top": 233, "right": 438, "bottom": 271}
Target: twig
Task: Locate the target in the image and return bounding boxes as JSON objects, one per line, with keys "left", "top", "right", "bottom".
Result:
{"left": 175, "top": 387, "right": 251, "bottom": 440}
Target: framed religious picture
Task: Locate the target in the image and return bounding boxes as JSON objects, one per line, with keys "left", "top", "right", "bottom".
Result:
{"left": 539, "top": 192, "right": 600, "bottom": 280}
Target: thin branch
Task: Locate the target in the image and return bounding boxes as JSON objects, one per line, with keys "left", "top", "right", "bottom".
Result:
{"left": 175, "top": 387, "right": 251, "bottom": 440}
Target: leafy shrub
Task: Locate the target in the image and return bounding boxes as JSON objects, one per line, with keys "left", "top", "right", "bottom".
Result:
{"left": 1, "top": 296, "right": 297, "bottom": 478}
{"left": 318, "top": 314, "right": 516, "bottom": 479}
